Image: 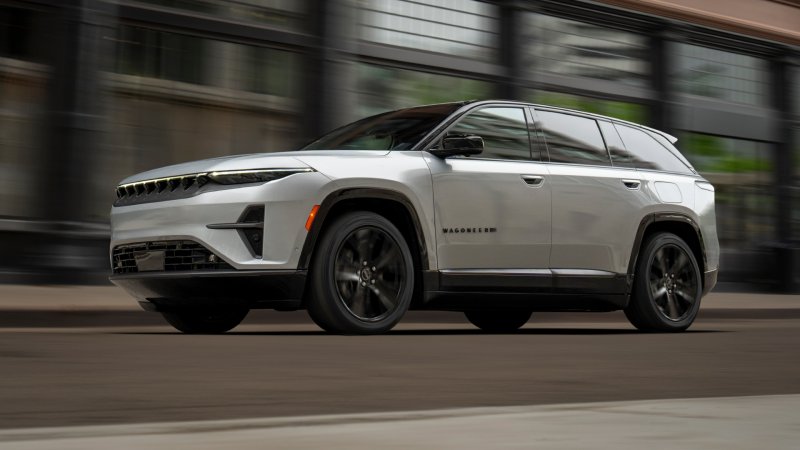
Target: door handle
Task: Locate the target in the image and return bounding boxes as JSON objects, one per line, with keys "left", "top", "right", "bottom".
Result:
{"left": 622, "top": 179, "right": 641, "bottom": 190}
{"left": 521, "top": 175, "right": 545, "bottom": 187}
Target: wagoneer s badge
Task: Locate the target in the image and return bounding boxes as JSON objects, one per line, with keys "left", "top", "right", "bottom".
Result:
{"left": 442, "top": 227, "right": 497, "bottom": 234}
{"left": 110, "top": 100, "right": 719, "bottom": 334}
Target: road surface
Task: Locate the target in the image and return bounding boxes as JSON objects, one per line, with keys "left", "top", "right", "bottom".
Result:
{"left": 0, "top": 287, "right": 798, "bottom": 448}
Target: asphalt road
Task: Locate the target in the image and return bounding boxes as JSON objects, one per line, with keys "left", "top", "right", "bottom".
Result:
{"left": 2, "top": 306, "right": 799, "bottom": 431}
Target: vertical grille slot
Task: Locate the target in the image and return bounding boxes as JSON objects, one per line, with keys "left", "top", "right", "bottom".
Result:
{"left": 114, "top": 174, "right": 210, "bottom": 206}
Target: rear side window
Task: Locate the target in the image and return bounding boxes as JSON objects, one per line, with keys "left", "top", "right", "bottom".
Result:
{"left": 447, "top": 107, "right": 531, "bottom": 161}
{"left": 614, "top": 124, "right": 693, "bottom": 173}
{"left": 598, "top": 120, "right": 634, "bottom": 167}
{"left": 535, "top": 110, "right": 611, "bottom": 166}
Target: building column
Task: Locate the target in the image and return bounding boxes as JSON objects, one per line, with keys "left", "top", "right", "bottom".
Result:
{"left": 32, "top": 0, "right": 117, "bottom": 282}
{"left": 649, "top": 23, "right": 682, "bottom": 133}
{"left": 497, "top": 0, "right": 524, "bottom": 100}
{"left": 770, "top": 53, "right": 798, "bottom": 292}
{"left": 302, "top": 0, "right": 357, "bottom": 142}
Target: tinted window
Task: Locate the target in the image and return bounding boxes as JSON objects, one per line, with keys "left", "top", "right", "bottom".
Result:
{"left": 535, "top": 110, "right": 610, "bottom": 166}
{"left": 303, "top": 103, "right": 462, "bottom": 150}
{"left": 598, "top": 120, "right": 636, "bottom": 168}
{"left": 448, "top": 107, "right": 531, "bottom": 160}
{"left": 614, "top": 124, "right": 693, "bottom": 173}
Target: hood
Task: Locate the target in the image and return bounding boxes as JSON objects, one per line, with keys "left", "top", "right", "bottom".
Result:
{"left": 119, "top": 150, "right": 391, "bottom": 185}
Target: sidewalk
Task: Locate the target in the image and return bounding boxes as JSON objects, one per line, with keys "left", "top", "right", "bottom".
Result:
{"left": 1, "top": 394, "right": 797, "bottom": 449}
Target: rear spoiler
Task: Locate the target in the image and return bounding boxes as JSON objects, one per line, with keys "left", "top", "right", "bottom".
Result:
{"left": 662, "top": 132, "right": 678, "bottom": 144}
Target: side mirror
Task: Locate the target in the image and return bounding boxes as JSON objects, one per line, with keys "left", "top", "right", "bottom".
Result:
{"left": 429, "top": 135, "right": 484, "bottom": 158}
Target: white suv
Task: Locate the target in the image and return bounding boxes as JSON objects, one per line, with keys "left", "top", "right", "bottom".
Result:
{"left": 110, "top": 100, "right": 719, "bottom": 334}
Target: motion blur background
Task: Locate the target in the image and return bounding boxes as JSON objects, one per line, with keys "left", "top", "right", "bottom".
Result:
{"left": 0, "top": 0, "right": 798, "bottom": 290}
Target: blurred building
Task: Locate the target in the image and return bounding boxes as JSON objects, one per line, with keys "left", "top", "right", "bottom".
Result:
{"left": 0, "top": 0, "right": 798, "bottom": 290}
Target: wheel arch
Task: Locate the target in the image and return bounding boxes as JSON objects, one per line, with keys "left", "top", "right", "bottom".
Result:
{"left": 299, "top": 188, "right": 428, "bottom": 270}
{"left": 628, "top": 212, "right": 708, "bottom": 286}
{"left": 298, "top": 188, "right": 429, "bottom": 308}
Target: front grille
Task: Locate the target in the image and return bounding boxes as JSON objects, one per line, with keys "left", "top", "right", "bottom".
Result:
{"left": 112, "top": 240, "right": 233, "bottom": 274}
{"left": 114, "top": 174, "right": 209, "bottom": 206}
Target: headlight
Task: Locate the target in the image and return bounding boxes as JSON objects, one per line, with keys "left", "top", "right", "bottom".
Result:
{"left": 206, "top": 168, "right": 314, "bottom": 185}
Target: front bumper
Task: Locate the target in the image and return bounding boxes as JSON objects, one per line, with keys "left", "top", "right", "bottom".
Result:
{"left": 110, "top": 270, "right": 306, "bottom": 312}
{"left": 110, "top": 170, "right": 331, "bottom": 270}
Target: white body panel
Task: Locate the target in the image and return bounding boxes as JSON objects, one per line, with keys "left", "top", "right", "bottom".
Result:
{"left": 547, "top": 164, "right": 651, "bottom": 274}
{"left": 425, "top": 155, "right": 551, "bottom": 269}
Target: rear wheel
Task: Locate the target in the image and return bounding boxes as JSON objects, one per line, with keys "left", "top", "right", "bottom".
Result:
{"left": 465, "top": 310, "right": 532, "bottom": 332}
{"left": 307, "top": 211, "right": 414, "bottom": 334}
{"left": 625, "top": 232, "right": 702, "bottom": 332}
{"left": 161, "top": 308, "right": 248, "bottom": 334}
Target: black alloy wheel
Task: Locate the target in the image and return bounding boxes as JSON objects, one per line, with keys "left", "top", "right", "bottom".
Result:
{"left": 625, "top": 232, "right": 702, "bottom": 332}
{"left": 307, "top": 211, "right": 414, "bottom": 334}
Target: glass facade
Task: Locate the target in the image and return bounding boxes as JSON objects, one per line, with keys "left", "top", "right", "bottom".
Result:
{"left": 354, "top": 64, "right": 491, "bottom": 117}
{"left": 674, "top": 43, "right": 770, "bottom": 106}
{"left": 358, "top": 0, "right": 499, "bottom": 61}
{"left": 0, "top": 6, "right": 47, "bottom": 62}
{"left": 115, "top": 26, "right": 298, "bottom": 97}
{"left": 0, "top": 6, "right": 51, "bottom": 217}
{"left": 522, "top": 14, "right": 649, "bottom": 87}
{"left": 529, "top": 90, "right": 646, "bottom": 123}
{"left": 0, "top": 0, "right": 798, "bottom": 286}
{"left": 115, "top": 27, "right": 205, "bottom": 84}
{"left": 136, "top": 0, "right": 307, "bottom": 31}
{"left": 679, "top": 133, "right": 774, "bottom": 248}
{"left": 101, "top": 26, "right": 301, "bottom": 220}
{"left": 794, "top": 69, "right": 799, "bottom": 242}
{"left": 794, "top": 126, "right": 800, "bottom": 242}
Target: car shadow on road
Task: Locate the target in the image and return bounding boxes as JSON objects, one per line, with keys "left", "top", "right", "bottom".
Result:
{"left": 116, "top": 328, "right": 725, "bottom": 336}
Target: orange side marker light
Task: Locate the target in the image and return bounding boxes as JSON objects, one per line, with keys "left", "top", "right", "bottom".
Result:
{"left": 305, "top": 205, "right": 320, "bottom": 231}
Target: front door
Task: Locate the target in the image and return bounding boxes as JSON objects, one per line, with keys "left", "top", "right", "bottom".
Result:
{"left": 425, "top": 105, "right": 552, "bottom": 270}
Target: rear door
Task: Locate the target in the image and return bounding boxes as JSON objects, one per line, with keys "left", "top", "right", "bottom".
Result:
{"left": 425, "top": 105, "right": 551, "bottom": 270}
{"left": 533, "top": 109, "right": 652, "bottom": 276}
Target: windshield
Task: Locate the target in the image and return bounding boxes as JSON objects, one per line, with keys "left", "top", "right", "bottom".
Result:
{"left": 301, "top": 103, "right": 463, "bottom": 151}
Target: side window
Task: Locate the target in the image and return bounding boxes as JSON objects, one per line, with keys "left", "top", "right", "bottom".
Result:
{"left": 598, "top": 120, "right": 636, "bottom": 168}
{"left": 535, "top": 110, "right": 611, "bottom": 166}
{"left": 614, "top": 124, "right": 693, "bottom": 173}
{"left": 447, "top": 107, "right": 531, "bottom": 160}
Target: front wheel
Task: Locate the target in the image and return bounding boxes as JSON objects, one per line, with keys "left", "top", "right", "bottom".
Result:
{"left": 465, "top": 310, "right": 532, "bottom": 332}
{"left": 306, "top": 211, "right": 415, "bottom": 334}
{"left": 161, "top": 308, "right": 249, "bottom": 334}
{"left": 625, "top": 232, "right": 702, "bottom": 332}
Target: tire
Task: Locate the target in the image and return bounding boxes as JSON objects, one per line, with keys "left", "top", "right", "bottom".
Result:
{"left": 625, "top": 232, "right": 702, "bottom": 332}
{"left": 464, "top": 310, "right": 532, "bottom": 333}
{"left": 161, "top": 308, "right": 248, "bottom": 334}
{"left": 306, "top": 211, "right": 414, "bottom": 334}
